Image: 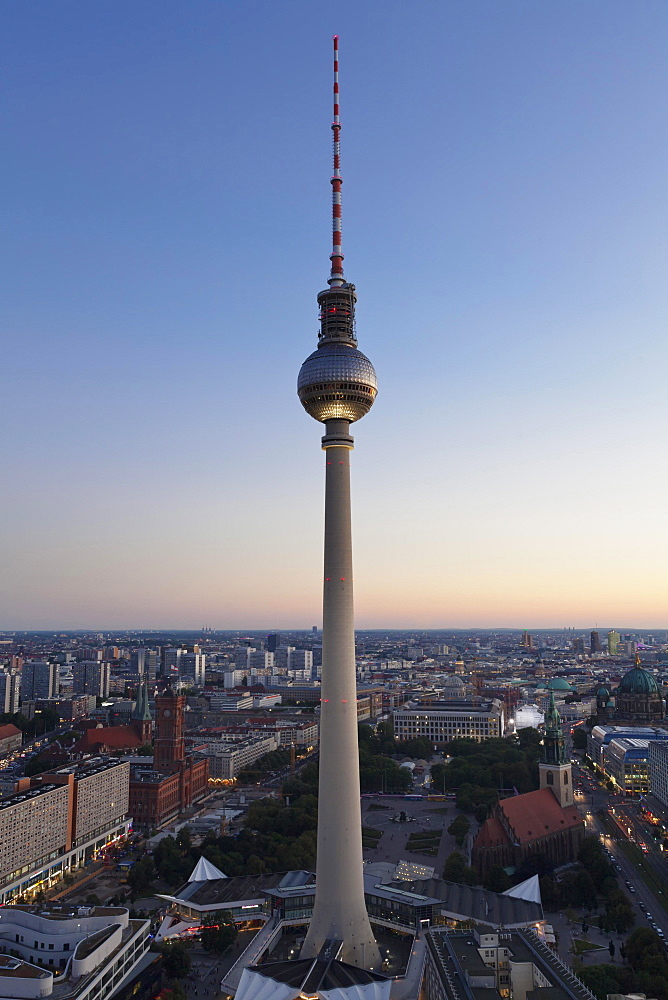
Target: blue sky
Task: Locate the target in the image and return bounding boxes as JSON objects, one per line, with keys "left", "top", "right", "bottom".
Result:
{"left": 2, "top": 1, "right": 667, "bottom": 629}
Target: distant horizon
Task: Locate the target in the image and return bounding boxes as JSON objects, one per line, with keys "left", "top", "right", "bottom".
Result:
{"left": 1, "top": 624, "right": 665, "bottom": 635}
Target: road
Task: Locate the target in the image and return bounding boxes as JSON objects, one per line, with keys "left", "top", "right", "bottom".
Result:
{"left": 572, "top": 758, "right": 668, "bottom": 946}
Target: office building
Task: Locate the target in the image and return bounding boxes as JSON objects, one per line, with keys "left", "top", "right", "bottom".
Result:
{"left": 607, "top": 629, "right": 620, "bottom": 654}
{"left": 161, "top": 647, "right": 182, "bottom": 678}
{"left": 266, "top": 633, "right": 282, "bottom": 652}
{"left": 180, "top": 652, "right": 206, "bottom": 686}
{"left": 590, "top": 630, "right": 601, "bottom": 653}
{"left": 130, "top": 647, "right": 158, "bottom": 682}
{"left": 394, "top": 699, "right": 505, "bottom": 745}
{"left": 604, "top": 738, "right": 655, "bottom": 795}
{"left": 587, "top": 724, "right": 668, "bottom": 769}
{"left": 649, "top": 740, "right": 668, "bottom": 811}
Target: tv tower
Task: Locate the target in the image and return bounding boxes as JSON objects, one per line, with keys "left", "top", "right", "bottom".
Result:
{"left": 298, "top": 37, "right": 380, "bottom": 970}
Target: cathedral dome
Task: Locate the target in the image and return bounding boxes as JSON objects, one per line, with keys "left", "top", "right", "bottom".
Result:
{"left": 617, "top": 665, "right": 660, "bottom": 698}
{"left": 547, "top": 677, "right": 572, "bottom": 692}
{"left": 443, "top": 675, "right": 465, "bottom": 689}
{"left": 596, "top": 685, "right": 610, "bottom": 699}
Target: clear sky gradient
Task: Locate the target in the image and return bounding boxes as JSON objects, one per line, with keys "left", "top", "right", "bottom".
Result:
{"left": 2, "top": 1, "right": 667, "bottom": 630}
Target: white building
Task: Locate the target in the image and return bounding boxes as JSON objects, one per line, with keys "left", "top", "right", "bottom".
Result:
{"left": 0, "top": 904, "right": 149, "bottom": 1000}
{"left": 0, "top": 670, "right": 20, "bottom": 715}
{"left": 200, "top": 735, "right": 277, "bottom": 780}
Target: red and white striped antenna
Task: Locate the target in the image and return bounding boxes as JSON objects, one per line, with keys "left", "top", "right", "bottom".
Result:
{"left": 329, "top": 35, "right": 344, "bottom": 286}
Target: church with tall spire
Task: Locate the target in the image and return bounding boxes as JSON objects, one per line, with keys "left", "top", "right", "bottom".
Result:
{"left": 473, "top": 693, "right": 583, "bottom": 877}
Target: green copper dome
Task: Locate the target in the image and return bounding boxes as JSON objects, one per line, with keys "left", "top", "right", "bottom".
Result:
{"left": 596, "top": 685, "right": 610, "bottom": 699}
{"left": 547, "top": 677, "right": 572, "bottom": 691}
{"left": 617, "top": 666, "right": 660, "bottom": 698}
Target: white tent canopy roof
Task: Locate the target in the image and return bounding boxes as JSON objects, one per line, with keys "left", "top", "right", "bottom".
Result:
{"left": 502, "top": 874, "right": 541, "bottom": 905}
{"left": 188, "top": 856, "right": 227, "bottom": 882}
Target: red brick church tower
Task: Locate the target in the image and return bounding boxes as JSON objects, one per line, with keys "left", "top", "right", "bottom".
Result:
{"left": 153, "top": 688, "right": 185, "bottom": 768}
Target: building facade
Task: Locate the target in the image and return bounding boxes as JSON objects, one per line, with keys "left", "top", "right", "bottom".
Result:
{"left": 72, "top": 660, "right": 110, "bottom": 698}
{"left": 394, "top": 699, "right": 505, "bottom": 745}
{"left": 21, "top": 661, "right": 57, "bottom": 701}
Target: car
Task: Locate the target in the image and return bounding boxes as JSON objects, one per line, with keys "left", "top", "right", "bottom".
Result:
{"left": 658, "top": 930, "right": 665, "bottom": 939}
{"left": 646, "top": 913, "right": 653, "bottom": 921}
{"left": 629, "top": 886, "right": 636, "bottom": 893}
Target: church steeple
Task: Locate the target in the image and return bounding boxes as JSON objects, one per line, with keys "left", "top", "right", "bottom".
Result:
{"left": 132, "top": 680, "right": 153, "bottom": 744}
{"left": 539, "top": 690, "right": 572, "bottom": 806}
{"left": 543, "top": 690, "right": 566, "bottom": 765}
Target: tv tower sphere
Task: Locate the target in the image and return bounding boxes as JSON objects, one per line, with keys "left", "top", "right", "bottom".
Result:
{"left": 297, "top": 339, "right": 377, "bottom": 423}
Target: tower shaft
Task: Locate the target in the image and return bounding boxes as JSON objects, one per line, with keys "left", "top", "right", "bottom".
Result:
{"left": 301, "top": 419, "right": 380, "bottom": 968}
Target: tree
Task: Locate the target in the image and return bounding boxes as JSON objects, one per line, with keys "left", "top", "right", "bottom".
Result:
{"left": 201, "top": 911, "right": 237, "bottom": 953}
{"left": 160, "top": 941, "right": 191, "bottom": 979}
{"left": 483, "top": 866, "right": 511, "bottom": 894}
{"left": 176, "top": 828, "right": 192, "bottom": 851}
{"left": 442, "top": 852, "right": 478, "bottom": 886}
{"left": 448, "top": 814, "right": 470, "bottom": 847}
{"left": 127, "top": 857, "right": 155, "bottom": 898}
{"left": 572, "top": 727, "right": 588, "bottom": 751}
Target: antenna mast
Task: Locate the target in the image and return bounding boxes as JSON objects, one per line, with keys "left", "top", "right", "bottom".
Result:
{"left": 329, "top": 35, "right": 344, "bottom": 286}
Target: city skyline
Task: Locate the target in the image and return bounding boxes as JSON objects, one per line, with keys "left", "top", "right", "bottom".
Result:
{"left": 3, "top": 1, "right": 668, "bottom": 629}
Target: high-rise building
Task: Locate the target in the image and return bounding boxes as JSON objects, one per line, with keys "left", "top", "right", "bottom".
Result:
{"left": 72, "top": 660, "right": 110, "bottom": 698}
{"left": 296, "top": 38, "right": 380, "bottom": 970}
{"left": 161, "top": 647, "right": 183, "bottom": 677}
{"left": 590, "top": 630, "right": 602, "bottom": 653}
{"left": 0, "top": 757, "right": 132, "bottom": 904}
{"left": 180, "top": 652, "right": 206, "bottom": 686}
{"left": 0, "top": 669, "right": 20, "bottom": 714}
{"left": 607, "top": 630, "right": 620, "bottom": 655}
{"left": 266, "top": 633, "right": 282, "bottom": 652}
{"left": 21, "top": 660, "right": 57, "bottom": 701}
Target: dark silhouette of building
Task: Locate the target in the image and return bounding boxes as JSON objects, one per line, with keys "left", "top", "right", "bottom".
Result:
{"left": 590, "top": 630, "right": 602, "bottom": 653}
